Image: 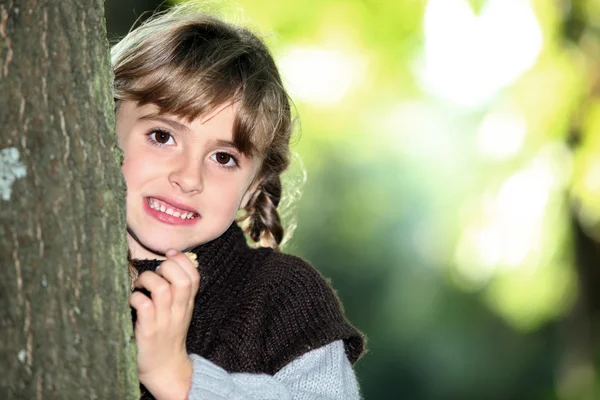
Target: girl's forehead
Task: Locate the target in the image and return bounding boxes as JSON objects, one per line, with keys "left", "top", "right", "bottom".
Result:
{"left": 119, "top": 101, "right": 238, "bottom": 129}
{"left": 194, "top": 101, "right": 238, "bottom": 125}
{"left": 139, "top": 100, "right": 234, "bottom": 119}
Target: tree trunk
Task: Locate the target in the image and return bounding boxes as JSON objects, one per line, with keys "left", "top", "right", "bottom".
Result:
{"left": 0, "top": 1, "right": 138, "bottom": 399}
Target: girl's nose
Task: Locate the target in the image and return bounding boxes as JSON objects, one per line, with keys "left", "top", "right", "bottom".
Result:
{"left": 169, "top": 158, "right": 203, "bottom": 194}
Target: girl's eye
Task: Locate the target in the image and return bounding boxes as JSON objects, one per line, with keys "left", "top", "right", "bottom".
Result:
{"left": 211, "top": 152, "right": 238, "bottom": 167}
{"left": 148, "top": 129, "right": 174, "bottom": 146}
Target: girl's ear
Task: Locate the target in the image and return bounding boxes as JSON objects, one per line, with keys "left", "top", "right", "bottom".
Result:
{"left": 239, "top": 177, "right": 263, "bottom": 210}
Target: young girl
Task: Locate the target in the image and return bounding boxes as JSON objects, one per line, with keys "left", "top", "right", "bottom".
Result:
{"left": 112, "top": 4, "right": 365, "bottom": 399}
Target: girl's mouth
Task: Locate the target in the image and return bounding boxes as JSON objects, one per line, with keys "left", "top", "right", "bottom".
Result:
{"left": 144, "top": 197, "right": 200, "bottom": 223}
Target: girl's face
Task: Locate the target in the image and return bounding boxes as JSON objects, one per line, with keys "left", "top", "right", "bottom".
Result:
{"left": 117, "top": 101, "right": 261, "bottom": 259}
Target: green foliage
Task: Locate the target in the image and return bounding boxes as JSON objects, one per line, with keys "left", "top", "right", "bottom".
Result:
{"left": 168, "top": 0, "right": 600, "bottom": 398}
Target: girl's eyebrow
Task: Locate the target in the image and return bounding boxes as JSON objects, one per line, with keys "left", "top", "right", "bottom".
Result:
{"left": 139, "top": 114, "right": 190, "bottom": 133}
{"left": 214, "top": 139, "right": 241, "bottom": 152}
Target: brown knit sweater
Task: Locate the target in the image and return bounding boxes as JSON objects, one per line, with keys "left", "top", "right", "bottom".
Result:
{"left": 130, "top": 222, "right": 364, "bottom": 399}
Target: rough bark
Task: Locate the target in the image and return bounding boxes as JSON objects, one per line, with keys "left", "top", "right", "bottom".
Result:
{"left": 0, "top": 1, "right": 138, "bottom": 399}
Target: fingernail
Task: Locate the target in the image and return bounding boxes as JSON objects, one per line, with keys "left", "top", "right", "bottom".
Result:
{"left": 166, "top": 249, "right": 178, "bottom": 257}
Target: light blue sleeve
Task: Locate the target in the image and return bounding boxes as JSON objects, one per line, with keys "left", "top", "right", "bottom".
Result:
{"left": 187, "top": 340, "right": 361, "bottom": 400}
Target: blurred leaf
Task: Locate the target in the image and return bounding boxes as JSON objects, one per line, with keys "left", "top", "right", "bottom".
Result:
{"left": 466, "top": 0, "right": 487, "bottom": 15}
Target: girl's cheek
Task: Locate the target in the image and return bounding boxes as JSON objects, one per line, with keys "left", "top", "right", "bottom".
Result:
{"left": 120, "top": 161, "right": 135, "bottom": 186}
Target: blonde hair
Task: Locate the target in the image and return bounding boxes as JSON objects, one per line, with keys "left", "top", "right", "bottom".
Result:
{"left": 112, "top": 4, "right": 293, "bottom": 249}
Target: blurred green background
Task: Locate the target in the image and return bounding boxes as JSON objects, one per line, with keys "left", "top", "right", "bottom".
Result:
{"left": 105, "top": 0, "right": 600, "bottom": 399}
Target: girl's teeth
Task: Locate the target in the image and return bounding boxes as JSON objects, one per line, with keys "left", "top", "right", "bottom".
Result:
{"left": 148, "top": 198, "right": 196, "bottom": 219}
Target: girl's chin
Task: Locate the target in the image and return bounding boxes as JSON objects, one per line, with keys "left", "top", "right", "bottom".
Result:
{"left": 126, "top": 226, "right": 210, "bottom": 257}
{"left": 140, "top": 239, "right": 199, "bottom": 256}
{"left": 127, "top": 234, "right": 182, "bottom": 259}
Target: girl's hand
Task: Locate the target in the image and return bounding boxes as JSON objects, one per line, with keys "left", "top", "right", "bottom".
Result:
{"left": 130, "top": 249, "right": 200, "bottom": 400}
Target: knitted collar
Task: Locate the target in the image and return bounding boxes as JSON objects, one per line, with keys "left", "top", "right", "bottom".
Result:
{"left": 129, "top": 222, "right": 248, "bottom": 294}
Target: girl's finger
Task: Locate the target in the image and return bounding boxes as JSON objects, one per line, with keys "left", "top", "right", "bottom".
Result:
{"left": 134, "top": 270, "right": 172, "bottom": 324}
{"left": 155, "top": 256, "right": 194, "bottom": 309}
{"left": 129, "top": 290, "right": 156, "bottom": 333}
{"left": 164, "top": 251, "right": 201, "bottom": 300}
